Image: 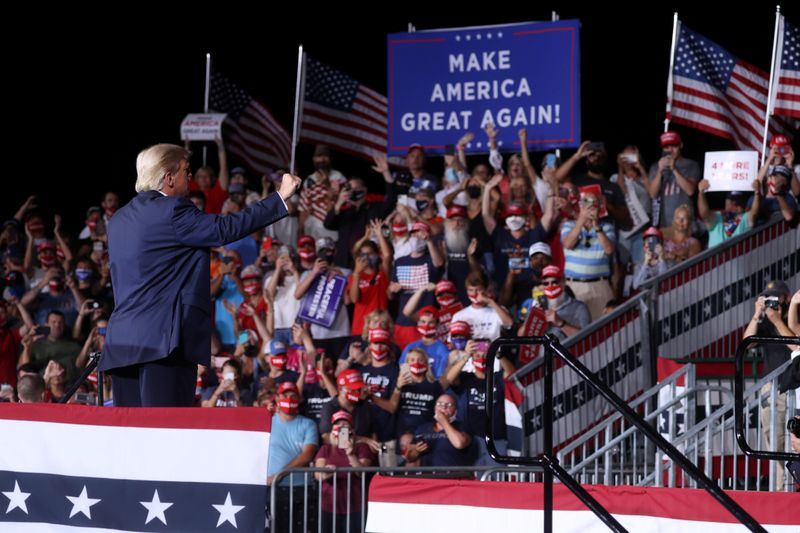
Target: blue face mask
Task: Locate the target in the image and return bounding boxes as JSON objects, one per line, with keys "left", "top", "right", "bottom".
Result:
{"left": 75, "top": 268, "right": 93, "bottom": 282}
{"left": 416, "top": 199, "right": 430, "bottom": 212}
{"left": 452, "top": 337, "right": 468, "bottom": 351}
{"left": 97, "top": 327, "right": 107, "bottom": 336}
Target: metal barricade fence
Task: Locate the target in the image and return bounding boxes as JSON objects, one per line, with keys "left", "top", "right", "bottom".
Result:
{"left": 269, "top": 466, "right": 546, "bottom": 533}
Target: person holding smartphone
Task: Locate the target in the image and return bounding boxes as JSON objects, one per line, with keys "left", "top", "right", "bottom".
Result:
{"left": 647, "top": 131, "right": 700, "bottom": 229}
{"left": 314, "top": 410, "right": 373, "bottom": 532}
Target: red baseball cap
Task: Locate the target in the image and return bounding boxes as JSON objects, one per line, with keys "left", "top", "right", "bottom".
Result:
{"left": 435, "top": 280, "right": 457, "bottom": 295}
{"left": 542, "top": 265, "right": 562, "bottom": 279}
{"left": 331, "top": 410, "right": 353, "bottom": 425}
{"left": 337, "top": 368, "right": 364, "bottom": 389}
{"left": 446, "top": 205, "right": 467, "bottom": 219}
{"left": 449, "top": 320, "right": 471, "bottom": 337}
{"left": 417, "top": 305, "right": 439, "bottom": 319}
{"left": 660, "top": 131, "right": 682, "bottom": 147}
{"left": 769, "top": 134, "right": 790, "bottom": 148}
{"left": 278, "top": 381, "right": 299, "bottom": 395}
{"left": 503, "top": 203, "right": 528, "bottom": 218}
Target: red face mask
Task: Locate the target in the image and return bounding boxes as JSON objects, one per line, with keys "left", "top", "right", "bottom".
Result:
{"left": 436, "top": 294, "right": 457, "bottom": 307}
{"left": 409, "top": 363, "right": 428, "bottom": 376}
{"left": 370, "top": 344, "right": 389, "bottom": 360}
{"left": 278, "top": 398, "right": 299, "bottom": 415}
{"left": 416, "top": 324, "right": 437, "bottom": 337}
{"left": 473, "top": 358, "right": 487, "bottom": 373}
{"left": 104, "top": 207, "right": 117, "bottom": 218}
{"left": 298, "top": 249, "right": 316, "bottom": 261}
{"left": 87, "top": 220, "right": 98, "bottom": 231}
{"left": 543, "top": 285, "right": 563, "bottom": 299}
{"left": 39, "top": 254, "right": 56, "bottom": 267}
{"left": 243, "top": 282, "right": 260, "bottom": 295}
{"left": 48, "top": 280, "right": 64, "bottom": 292}
{"left": 391, "top": 223, "right": 408, "bottom": 237}
{"left": 270, "top": 355, "right": 287, "bottom": 369}
{"left": 344, "top": 390, "right": 361, "bottom": 403}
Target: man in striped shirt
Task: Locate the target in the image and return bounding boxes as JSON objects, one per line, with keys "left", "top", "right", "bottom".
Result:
{"left": 299, "top": 144, "right": 346, "bottom": 241}
{"left": 560, "top": 189, "right": 616, "bottom": 321}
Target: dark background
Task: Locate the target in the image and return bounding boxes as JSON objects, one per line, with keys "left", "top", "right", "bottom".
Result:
{"left": 7, "top": 5, "right": 798, "bottom": 235}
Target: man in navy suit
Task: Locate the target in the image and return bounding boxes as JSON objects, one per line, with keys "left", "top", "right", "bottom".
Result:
{"left": 100, "top": 143, "right": 300, "bottom": 407}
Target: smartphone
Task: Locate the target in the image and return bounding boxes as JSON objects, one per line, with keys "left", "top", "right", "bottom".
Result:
{"left": 545, "top": 153, "right": 557, "bottom": 169}
{"left": 97, "top": 327, "right": 107, "bottom": 336}
{"left": 222, "top": 256, "right": 234, "bottom": 264}
{"left": 586, "top": 141, "right": 605, "bottom": 153}
{"left": 92, "top": 241, "right": 105, "bottom": 252}
{"left": 90, "top": 301, "right": 102, "bottom": 310}
{"left": 508, "top": 257, "right": 530, "bottom": 270}
{"left": 35, "top": 326, "right": 51, "bottom": 336}
{"left": 223, "top": 371, "right": 235, "bottom": 382}
{"left": 474, "top": 339, "right": 490, "bottom": 353}
{"left": 75, "top": 392, "right": 97, "bottom": 405}
{"left": 621, "top": 153, "right": 638, "bottom": 164}
{"left": 237, "top": 332, "right": 250, "bottom": 345}
{"left": 337, "top": 426, "right": 350, "bottom": 448}
{"left": 0, "top": 384, "right": 12, "bottom": 393}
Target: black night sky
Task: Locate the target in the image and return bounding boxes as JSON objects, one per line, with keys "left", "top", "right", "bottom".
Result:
{"left": 7, "top": 5, "right": 798, "bottom": 234}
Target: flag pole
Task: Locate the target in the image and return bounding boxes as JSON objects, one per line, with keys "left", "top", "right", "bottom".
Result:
{"left": 664, "top": 13, "right": 680, "bottom": 133}
{"left": 762, "top": 6, "right": 783, "bottom": 165}
{"left": 290, "top": 45, "right": 305, "bottom": 176}
{"left": 203, "top": 53, "right": 211, "bottom": 166}
{"left": 552, "top": 11, "right": 561, "bottom": 159}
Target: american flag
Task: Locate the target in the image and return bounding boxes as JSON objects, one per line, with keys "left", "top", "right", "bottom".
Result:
{"left": 669, "top": 23, "right": 798, "bottom": 153}
{"left": 770, "top": 16, "right": 800, "bottom": 118}
{"left": 300, "top": 55, "right": 390, "bottom": 162}
{"left": 0, "top": 404, "right": 270, "bottom": 532}
{"left": 210, "top": 72, "right": 291, "bottom": 175}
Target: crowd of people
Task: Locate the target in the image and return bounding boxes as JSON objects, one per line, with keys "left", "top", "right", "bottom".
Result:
{"left": 1, "top": 126, "right": 799, "bottom": 512}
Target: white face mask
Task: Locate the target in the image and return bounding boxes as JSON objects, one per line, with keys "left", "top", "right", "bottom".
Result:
{"left": 506, "top": 216, "right": 526, "bottom": 231}
{"left": 410, "top": 237, "right": 427, "bottom": 253}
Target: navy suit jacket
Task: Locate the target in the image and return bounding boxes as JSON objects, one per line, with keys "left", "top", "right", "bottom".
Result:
{"left": 99, "top": 191, "right": 288, "bottom": 371}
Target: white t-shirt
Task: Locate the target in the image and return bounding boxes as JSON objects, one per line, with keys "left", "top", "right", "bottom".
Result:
{"left": 452, "top": 304, "right": 505, "bottom": 341}
{"left": 264, "top": 273, "right": 301, "bottom": 329}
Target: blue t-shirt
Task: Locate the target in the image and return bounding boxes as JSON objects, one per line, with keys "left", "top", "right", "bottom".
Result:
{"left": 413, "top": 420, "right": 472, "bottom": 466}
{"left": 214, "top": 275, "right": 244, "bottom": 345}
{"left": 400, "top": 340, "right": 450, "bottom": 378}
{"left": 361, "top": 363, "right": 399, "bottom": 441}
{"left": 453, "top": 371, "right": 506, "bottom": 439}
{"left": 491, "top": 225, "right": 548, "bottom": 287}
{"left": 391, "top": 254, "right": 443, "bottom": 327}
{"left": 267, "top": 414, "right": 318, "bottom": 486}
{"left": 396, "top": 380, "right": 442, "bottom": 438}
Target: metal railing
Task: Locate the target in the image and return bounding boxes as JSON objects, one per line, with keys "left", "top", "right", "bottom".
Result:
{"left": 269, "top": 465, "right": 546, "bottom": 533}
{"left": 485, "top": 335, "right": 767, "bottom": 533}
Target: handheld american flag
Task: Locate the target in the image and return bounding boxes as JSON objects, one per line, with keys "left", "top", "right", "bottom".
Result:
{"left": 769, "top": 16, "right": 800, "bottom": 119}
{"left": 668, "top": 22, "right": 798, "bottom": 153}
{"left": 299, "top": 55, "right": 391, "bottom": 162}
{"left": 210, "top": 72, "right": 292, "bottom": 175}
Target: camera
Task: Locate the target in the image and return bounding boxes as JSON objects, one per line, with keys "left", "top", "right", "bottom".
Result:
{"left": 764, "top": 296, "right": 781, "bottom": 310}
{"left": 508, "top": 257, "right": 530, "bottom": 270}
{"left": 788, "top": 418, "right": 800, "bottom": 439}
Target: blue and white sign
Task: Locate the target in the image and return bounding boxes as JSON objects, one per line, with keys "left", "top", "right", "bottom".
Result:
{"left": 297, "top": 274, "right": 346, "bottom": 328}
{"left": 387, "top": 20, "right": 581, "bottom": 156}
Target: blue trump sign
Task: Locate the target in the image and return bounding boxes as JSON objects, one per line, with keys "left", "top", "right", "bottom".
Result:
{"left": 387, "top": 20, "right": 580, "bottom": 156}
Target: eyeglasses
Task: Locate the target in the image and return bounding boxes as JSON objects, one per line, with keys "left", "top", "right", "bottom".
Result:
{"left": 435, "top": 401, "right": 455, "bottom": 408}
